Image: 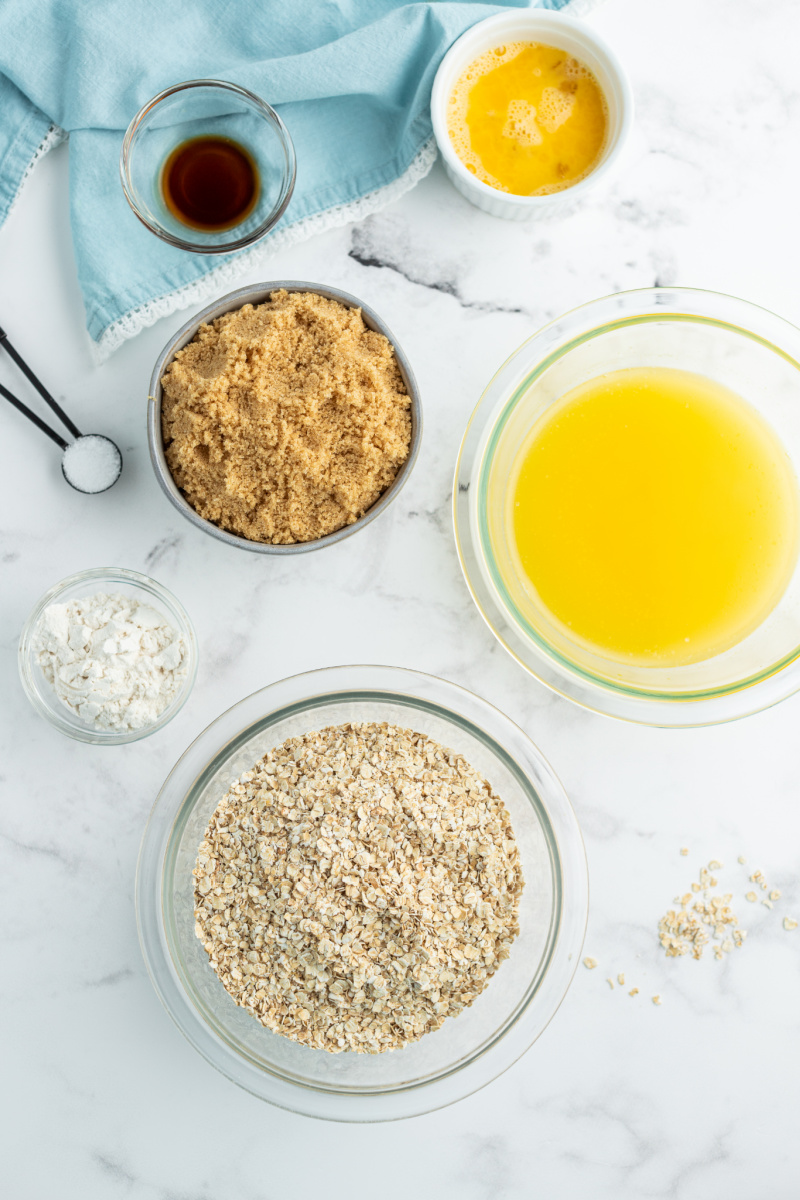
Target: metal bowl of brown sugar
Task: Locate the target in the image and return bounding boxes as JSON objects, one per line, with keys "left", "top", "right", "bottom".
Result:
{"left": 147, "top": 282, "right": 422, "bottom": 554}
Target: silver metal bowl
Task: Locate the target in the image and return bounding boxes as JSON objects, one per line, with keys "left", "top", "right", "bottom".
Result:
{"left": 147, "top": 282, "right": 422, "bottom": 554}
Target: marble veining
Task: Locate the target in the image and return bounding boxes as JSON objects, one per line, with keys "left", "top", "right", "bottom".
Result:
{"left": 349, "top": 218, "right": 528, "bottom": 315}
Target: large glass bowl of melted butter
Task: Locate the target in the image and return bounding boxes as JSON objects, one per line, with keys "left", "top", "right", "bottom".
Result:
{"left": 136, "top": 665, "right": 587, "bottom": 1121}
{"left": 455, "top": 288, "right": 800, "bottom": 726}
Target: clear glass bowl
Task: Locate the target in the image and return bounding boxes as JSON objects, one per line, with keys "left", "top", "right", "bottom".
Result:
{"left": 454, "top": 288, "right": 800, "bottom": 726}
{"left": 136, "top": 665, "right": 587, "bottom": 1121}
{"left": 120, "top": 79, "right": 296, "bottom": 254}
{"left": 18, "top": 567, "right": 198, "bottom": 744}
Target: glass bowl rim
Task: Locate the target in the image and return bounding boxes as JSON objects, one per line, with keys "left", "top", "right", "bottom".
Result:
{"left": 135, "top": 663, "right": 588, "bottom": 1121}
{"left": 453, "top": 286, "right": 800, "bottom": 726}
{"left": 119, "top": 77, "right": 297, "bottom": 255}
{"left": 17, "top": 566, "right": 199, "bottom": 744}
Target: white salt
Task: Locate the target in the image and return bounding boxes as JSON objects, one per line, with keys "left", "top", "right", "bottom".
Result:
{"left": 62, "top": 435, "right": 121, "bottom": 493}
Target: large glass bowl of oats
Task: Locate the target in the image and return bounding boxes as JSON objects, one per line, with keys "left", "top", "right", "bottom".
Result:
{"left": 136, "top": 665, "right": 587, "bottom": 1121}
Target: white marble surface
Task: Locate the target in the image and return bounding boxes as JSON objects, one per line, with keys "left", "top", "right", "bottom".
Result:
{"left": 3, "top": 0, "right": 800, "bottom": 1194}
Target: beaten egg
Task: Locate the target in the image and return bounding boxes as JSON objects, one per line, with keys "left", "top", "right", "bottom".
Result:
{"left": 446, "top": 41, "right": 607, "bottom": 195}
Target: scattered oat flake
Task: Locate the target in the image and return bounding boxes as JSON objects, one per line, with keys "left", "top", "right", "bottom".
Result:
{"left": 680, "top": 847, "right": 689, "bottom": 856}
{"left": 606, "top": 978, "right": 614, "bottom": 989}
{"left": 762, "top": 899, "right": 774, "bottom": 910}
{"left": 617, "top": 973, "right": 625, "bottom": 985}
{"left": 746, "top": 891, "right": 757, "bottom": 902}
{"left": 660, "top": 859, "right": 744, "bottom": 963}
{"left": 784, "top": 917, "right": 798, "bottom": 931}
{"left": 652, "top": 995, "right": 662, "bottom": 1005}
{"left": 770, "top": 890, "right": 781, "bottom": 901}
{"left": 738, "top": 855, "right": 746, "bottom": 864}
{"left": 629, "top": 988, "right": 639, "bottom": 997}
{"left": 583, "top": 957, "right": 598, "bottom": 969}
{"left": 709, "top": 860, "right": 722, "bottom": 870}
{"left": 714, "top": 946, "right": 723, "bottom": 960}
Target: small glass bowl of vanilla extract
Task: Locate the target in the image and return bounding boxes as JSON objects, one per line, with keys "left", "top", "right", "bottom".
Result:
{"left": 120, "top": 79, "right": 296, "bottom": 254}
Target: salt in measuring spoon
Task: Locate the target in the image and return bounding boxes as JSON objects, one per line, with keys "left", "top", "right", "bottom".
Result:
{"left": 0, "top": 327, "right": 122, "bottom": 493}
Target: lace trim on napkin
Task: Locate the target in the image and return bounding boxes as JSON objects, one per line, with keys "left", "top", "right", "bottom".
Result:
{"left": 5, "top": 123, "right": 66, "bottom": 224}
{"left": 92, "top": 136, "right": 439, "bottom": 362}
{"left": 559, "top": 0, "right": 603, "bottom": 13}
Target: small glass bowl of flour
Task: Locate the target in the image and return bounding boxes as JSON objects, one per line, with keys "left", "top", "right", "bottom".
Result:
{"left": 18, "top": 567, "right": 198, "bottom": 743}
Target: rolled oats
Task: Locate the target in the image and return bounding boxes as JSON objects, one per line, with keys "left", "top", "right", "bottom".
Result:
{"left": 659, "top": 862, "right": 744, "bottom": 960}
{"left": 193, "top": 723, "right": 524, "bottom": 1054}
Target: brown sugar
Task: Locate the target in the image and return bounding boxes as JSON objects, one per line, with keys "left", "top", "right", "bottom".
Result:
{"left": 160, "top": 290, "right": 412, "bottom": 544}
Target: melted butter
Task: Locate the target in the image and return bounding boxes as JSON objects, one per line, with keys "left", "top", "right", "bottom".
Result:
{"left": 506, "top": 368, "right": 800, "bottom": 665}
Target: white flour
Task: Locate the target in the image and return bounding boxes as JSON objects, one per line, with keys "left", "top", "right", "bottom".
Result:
{"left": 34, "top": 592, "right": 188, "bottom": 732}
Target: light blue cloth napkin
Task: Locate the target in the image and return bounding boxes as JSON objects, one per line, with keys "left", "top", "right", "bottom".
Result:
{"left": 0, "top": 0, "right": 573, "bottom": 356}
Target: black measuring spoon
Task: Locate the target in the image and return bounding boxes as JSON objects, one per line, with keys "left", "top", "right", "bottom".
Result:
{"left": 0, "top": 327, "right": 122, "bottom": 494}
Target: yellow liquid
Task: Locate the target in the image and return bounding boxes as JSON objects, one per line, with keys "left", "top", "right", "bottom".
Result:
{"left": 446, "top": 42, "right": 607, "bottom": 196}
{"left": 509, "top": 368, "right": 799, "bottom": 666}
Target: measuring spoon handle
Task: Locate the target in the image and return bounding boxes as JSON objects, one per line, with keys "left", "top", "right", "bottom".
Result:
{"left": 0, "top": 326, "right": 82, "bottom": 440}
{"left": 0, "top": 380, "right": 68, "bottom": 450}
